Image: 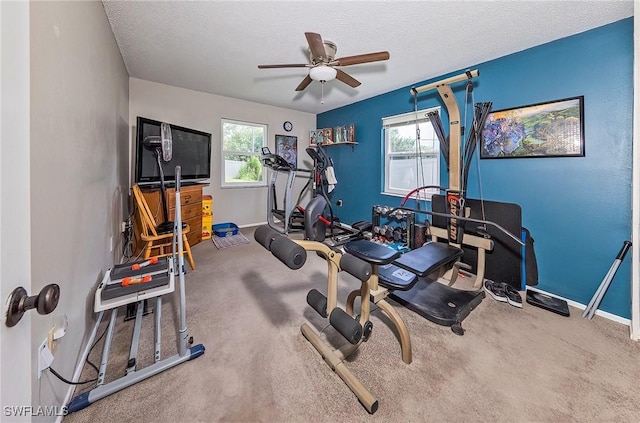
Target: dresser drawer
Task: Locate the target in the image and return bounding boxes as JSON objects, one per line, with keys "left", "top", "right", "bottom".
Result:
{"left": 184, "top": 216, "right": 202, "bottom": 245}
{"left": 168, "top": 185, "right": 202, "bottom": 206}
{"left": 185, "top": 226, "right": 201, "bottom": 247}
{"left": 169, "top": 203, "right": 201, "bottom": 220}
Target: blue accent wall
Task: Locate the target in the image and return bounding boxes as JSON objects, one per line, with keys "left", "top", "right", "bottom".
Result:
{"left": 317, "top": 18, "right": 633, "bottom": 318}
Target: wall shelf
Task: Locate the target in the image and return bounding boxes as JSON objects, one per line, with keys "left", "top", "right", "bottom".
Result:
{"left": 324, "top": 141, "right": 358, "bottom": 146}
{"left": 312, "top": 141, "right": 358, "bottom": 151}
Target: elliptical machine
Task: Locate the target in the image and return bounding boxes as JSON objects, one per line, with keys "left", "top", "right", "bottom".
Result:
{"left": 304, "top": 143, "right": 368, "bottom": 245}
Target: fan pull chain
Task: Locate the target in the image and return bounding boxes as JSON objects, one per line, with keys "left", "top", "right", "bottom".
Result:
{"left": 321, "top": 82, "right": 325, "bottom": 104}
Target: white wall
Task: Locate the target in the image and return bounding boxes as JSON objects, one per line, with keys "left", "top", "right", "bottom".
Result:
{"left": 129, "top": 78, "right": 316, "bottom": 227}
{"left": 29, "top": 1, "right": 129, "bottom": 416}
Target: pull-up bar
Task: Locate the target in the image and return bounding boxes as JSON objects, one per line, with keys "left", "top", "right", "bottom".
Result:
{"left": 410, "top": 69, "right": 479, "bottom": 96}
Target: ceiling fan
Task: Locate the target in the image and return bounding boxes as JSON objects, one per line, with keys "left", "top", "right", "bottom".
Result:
{"left": 258, "top": 32, "right": 390, "bottom": 92}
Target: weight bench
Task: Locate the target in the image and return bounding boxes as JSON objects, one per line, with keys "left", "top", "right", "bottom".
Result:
{"left": 254, "top": 226, "right": 417, "bottom": 414}
{"left": 388, "top": 226, "right": 493, "bottom": 334}
{"left": 343, "top": 240, "right": 467, "bottom": 335}
{"left": 346, "top": 230, "right": 492, "bottom": 336}
{"left": 254, "top": 198, "right": 494, "bottom": 411}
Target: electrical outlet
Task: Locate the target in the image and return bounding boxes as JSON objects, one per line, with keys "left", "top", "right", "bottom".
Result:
{"left": 38, "top": 339, "right": 54, "bottom": 379}
{"left": 109, "top": 236, "right": 113, "bottom": 252}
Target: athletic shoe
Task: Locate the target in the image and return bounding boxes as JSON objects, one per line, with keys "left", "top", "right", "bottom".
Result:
{"left": 504, "top": 284, "right": 523, "bottom": 308}
{"left": 484, "top": 279, "right": 507, "bottom": 302}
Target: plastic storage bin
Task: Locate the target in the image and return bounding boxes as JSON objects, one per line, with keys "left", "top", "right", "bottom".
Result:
{"left": 213, "top": 222, "right": 239, "bottom": 237}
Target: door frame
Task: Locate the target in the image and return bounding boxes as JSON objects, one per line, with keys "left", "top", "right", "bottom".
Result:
{"left": 0, "top": 0, "right": 33, "bottom": 414}
{"left": 631, "top": 0, "right": 639, "bottom": 341}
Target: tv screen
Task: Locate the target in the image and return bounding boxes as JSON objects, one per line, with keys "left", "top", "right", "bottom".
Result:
{"left": 135, "top": 117, "right": 212, "bottom": 185}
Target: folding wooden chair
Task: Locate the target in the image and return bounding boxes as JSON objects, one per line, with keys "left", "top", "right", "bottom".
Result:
{"left": 132, "top": 184, "right": 196, "bottom": 270}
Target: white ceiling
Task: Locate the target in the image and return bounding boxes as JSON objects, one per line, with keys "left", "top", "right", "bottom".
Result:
{"left": 102, "top": 0, "right": 634, "bottom": 115}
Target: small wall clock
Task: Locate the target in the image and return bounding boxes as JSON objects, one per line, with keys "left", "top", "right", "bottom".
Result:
{"left": 283, "top": 121, "right": 293, "bottom": 132}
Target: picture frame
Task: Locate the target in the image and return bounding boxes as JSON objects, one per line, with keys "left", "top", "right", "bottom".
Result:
{"left": 275, "top": 134, "right": 297, "bottom": 166}
{"left": 309, "top": 129, "right": 324, "bottom": 147}
{"left": 322, "top": 128, "right": 334, "bottom": 144}
{"left": 480, "top": 96, "right": 585, "bottom": 159}
{"left": 333, "top": 124, "right": 355, "bottom": 143}
{"left": 334, "top": 126, "right": 345, "bottom": 143}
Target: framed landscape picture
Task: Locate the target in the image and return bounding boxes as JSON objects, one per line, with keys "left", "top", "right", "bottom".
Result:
{"left": 480, "top": 96, "right": 585, "bottom": 159}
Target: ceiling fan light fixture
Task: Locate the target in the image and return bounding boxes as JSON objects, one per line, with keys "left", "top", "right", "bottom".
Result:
{"left": 309, "top": 65, "right": 337, "bottom": 82}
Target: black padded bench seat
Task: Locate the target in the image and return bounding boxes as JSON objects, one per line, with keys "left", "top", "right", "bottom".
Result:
{"left": 378, "top": 264, "right": 418, "bottom": 291}
{"left": 379, "top": 242, "right": 463, "bottom": 291}
{"left": 393, "top": 242, "right": 463, "bottom": 277}
{"left": 344, "top": 240, "right": 463, "bottom": 292}
{"left": 343, "top": 240, "right": 401, "bottom": 265}
{"left": 343, "top": 241, "right": 418, "bottom": 291}
{"left": 387, "top": 242, "right": 482, "bottom": 334}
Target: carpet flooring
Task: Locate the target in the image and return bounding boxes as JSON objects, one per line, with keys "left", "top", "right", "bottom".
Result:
{"left": 64, "top": 227, "right": 640, "bottom": 422}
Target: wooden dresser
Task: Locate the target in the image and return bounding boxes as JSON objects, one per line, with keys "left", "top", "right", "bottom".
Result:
{"left": 137, "top": 184, "right": 204, "bottom": 248}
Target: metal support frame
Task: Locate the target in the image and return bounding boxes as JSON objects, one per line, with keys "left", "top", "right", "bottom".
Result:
{"left": 67, "top": 167, "right": 205, "bottom": 413}
{"left": 294, "top": 239, "right": 412, "bottom": 414}
{"left": 411, "top": 69, "right": 479, "bottom": 247}
{"left": 266, "top": 165, "right": 313, "bottom": 234}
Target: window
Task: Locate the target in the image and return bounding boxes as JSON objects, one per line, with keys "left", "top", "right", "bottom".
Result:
{"left": 221, "top": 119, "right": 267, "bottom": 187}
{"left": 382, "top": 107, "right": 441, "bottom": 198}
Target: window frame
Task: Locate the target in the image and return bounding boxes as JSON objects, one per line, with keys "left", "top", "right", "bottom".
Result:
{"left": 382, "top": 106, "right": 441, "bottom": 199}
{"left": 221, "top": 118, "right": 268, "bottom": 188}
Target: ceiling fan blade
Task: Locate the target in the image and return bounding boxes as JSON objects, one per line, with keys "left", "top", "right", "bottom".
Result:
{"left": 331, "top": 51, "right": 390, "bottom": 67}
{"left": 305, "top": 32, "right": 327, "bottom": 62}
{"left": 258, "top": 64, "right": 309, "bottom": 69}
{"left": 295, "top": 75, "right": 313, "bottom": 91}
{"left": 335, "top": 69, "right": 361, "bottom": 88}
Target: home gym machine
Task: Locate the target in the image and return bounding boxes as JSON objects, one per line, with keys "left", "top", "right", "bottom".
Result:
{"left": 261, "top": 146, "right": 313, "bottom": 234}
{"left": 255, "top": 193, "right": 521, "bottom": 412}
{"left": 376, "top": 70, "right": 492, "bottom": 334}
{"left": 254, "top": 196, "right": 415, "bottom": 414}
{"left": 373, "top": 70, "right": 524, "bottom": 335}
{"left": 67, "top": 167, "right": 205, "bottom": 413}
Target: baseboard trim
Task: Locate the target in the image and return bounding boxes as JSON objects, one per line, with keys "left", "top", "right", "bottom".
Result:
{"left": 526, "top": 286, "right": 630, "bottom": 326}
{"left": 239, "top": 221, "right": 266, "bottom": 229}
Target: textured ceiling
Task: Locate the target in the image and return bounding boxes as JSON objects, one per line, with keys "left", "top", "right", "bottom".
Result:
{"left": 102, "top": 0, "right": 633, "bottom": 114}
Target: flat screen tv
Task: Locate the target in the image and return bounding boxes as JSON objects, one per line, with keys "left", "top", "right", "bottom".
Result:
{"left": 135, "top": 117, "right": 212, "bottom": 186}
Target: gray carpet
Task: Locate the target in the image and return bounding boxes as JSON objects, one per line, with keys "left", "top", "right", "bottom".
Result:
{"left": 65, "top": 227, "right": 640, "bottom": 422}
